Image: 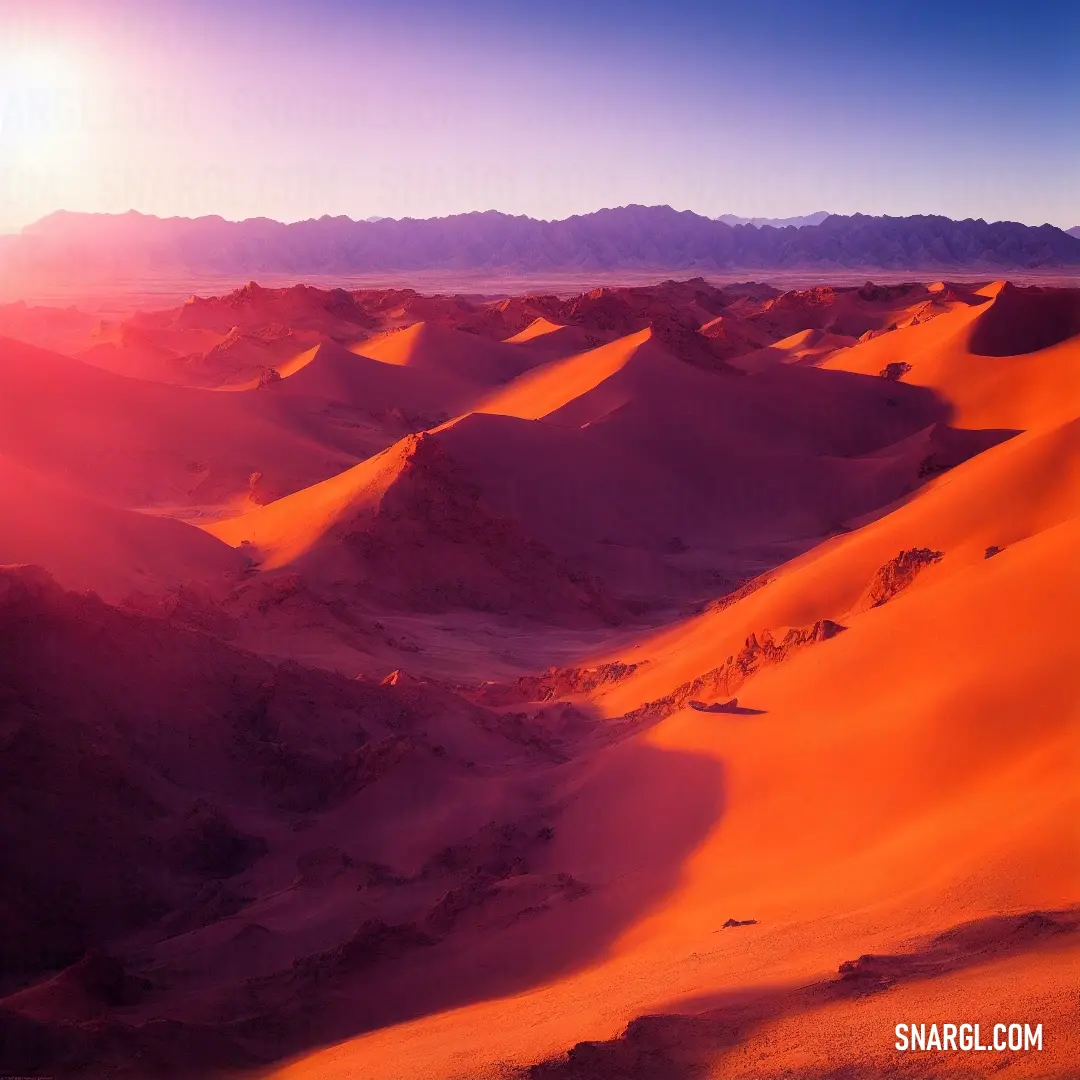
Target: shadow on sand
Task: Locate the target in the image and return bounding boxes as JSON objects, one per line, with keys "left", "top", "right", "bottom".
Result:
{"left": 0, "top": 708, "right": 726, "bottom": 1080}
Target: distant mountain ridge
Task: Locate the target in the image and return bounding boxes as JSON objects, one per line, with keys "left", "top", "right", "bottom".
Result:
{"left": 2, "top": 206, "right": 1079, "bottom": 280}
{"left": 716, "top": 211, "right": 832, "bottom": 228}
{"left": 1068, "top": 226, "right": 1080, "bottom": 240}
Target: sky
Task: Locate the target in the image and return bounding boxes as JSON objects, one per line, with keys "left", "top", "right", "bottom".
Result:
{"left": 0, "top": 0, "right": 1077, "bottom": 231}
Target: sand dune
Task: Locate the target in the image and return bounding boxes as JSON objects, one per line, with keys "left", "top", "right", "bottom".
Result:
{"left": 741, "top": 280, "right": 982, "bottom": 342}
{"left": 3, "top": 276, "right": 1077, "bottom": 1080}
{"left": 503, "top": 317, "right": 608, "bottom": 361}
{"left": 594, "top": 414, "right": 1080, "bottom": 719}
{"left": 476, "top": 327, "right": 658, "bottom": 421}
{"left": 0, "top": 336, "right": 392, "bottom": 509}
{"left": 453, "top": 327, "right": 1004, "bottom": 600}
{"left": 270, "top": 338, "right": 478, "bottom": 418}
{"left": 822, "top": 282, "right": 1080, "bottom": 430}
{"left": 214, "top": 324, "right": 992, "bottom": 613}
{"left": 207, "top": 432, "right": 622, "bottom": 623}
{"left": 729, "top": 327, "right": 858, "bottom": 371}
{"left": 262, "top": 514, "right": 1079, "bottom": 1080}
{"left": 0, "top": 455, "right": 245, "bottom": 600}
{"left": 354, "top": 321, "right": 541, "bottom": 384}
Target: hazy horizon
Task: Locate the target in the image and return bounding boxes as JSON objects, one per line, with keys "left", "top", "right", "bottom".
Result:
{"left": 3, "top": 205, "right": 1078, "bottom": 237}
{"left": 1, "top": 0, "right": 1077, "bottom": 233}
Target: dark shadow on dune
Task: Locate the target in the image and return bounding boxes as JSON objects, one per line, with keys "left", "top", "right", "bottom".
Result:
{"left": 967, "top": 284, "right": 1080, "bottom": 357}
{"left": 286, "top": 740, "right": 726, "bottom": 1041}
{"left": 4, "top": 745, "right": 725, "bottom": 1080}
{"left": 518, "top": 907, "right": 1080, "bottom": 1079}
{"left": 0, "top": 570, "right": 725, "bottom": 1079}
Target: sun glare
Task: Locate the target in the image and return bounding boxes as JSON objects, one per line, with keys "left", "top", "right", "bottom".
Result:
{"left": 0, "top": 41, "right": 92, "bottom": 167}
{"left": 1, "top": 39, "right": 85, "bottom": 90}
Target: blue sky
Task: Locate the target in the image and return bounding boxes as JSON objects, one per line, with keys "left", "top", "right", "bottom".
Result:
{"left": 0, "top": 0, "right": 1077, "bottom": 229}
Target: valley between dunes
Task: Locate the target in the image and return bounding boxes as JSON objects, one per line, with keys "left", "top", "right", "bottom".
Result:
{"left": 0, "top": 276, "right": 1076, "bottom": 1080}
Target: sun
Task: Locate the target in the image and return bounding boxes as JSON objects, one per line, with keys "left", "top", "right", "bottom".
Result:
{"left": 0, "top": 41, "right": 92, "bottom": 167}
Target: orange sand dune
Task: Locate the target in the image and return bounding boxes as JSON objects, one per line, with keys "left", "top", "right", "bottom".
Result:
{"left": 595, "top": 413, "right": 1080, "bottom": 718}
{"left": 3, "top": 276, "right": 1077, "bottom": 1080}
{"left": 729, "top": 326, "right": 858, "bottom": 372}
{"left": 823, "top": 282, "right": 1080, "bottom": 430}
{"left": 222, "top": 324, "right": 987, "bottom": 611}
{"left": 741, "top": 280, "right": 979, "bottom": 343}
{"left": 447, "top": 328, "right": 1000, "bottom": 599}
{"left": 269, "top": 338, "right": 479, "bottom": 418}
{"left": 354, "top": 320, "right": 542, "bottom": 384}
{"left": 503, "top": 317, "right": 610, "bottom": 361}
{"left": 475, "top": 327, "right": 657, "bottom": 421}
{"left": 264, "top": 499, "right": 1079, "bottom": 1080}
{"left": 206, "top": 436, "right": 428, "bottom": 569}
{"left": 206, "top": 432, "right": 621, "bottom": 623}
{"left": 503, "top": 316, "right": 570, "bottom": 343}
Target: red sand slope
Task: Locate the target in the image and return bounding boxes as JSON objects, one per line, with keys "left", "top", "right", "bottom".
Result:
{"left": 206, "top": 432, "right": 622, "bottom": 623}
{"left": 0, "top": 337, "right": 355, "bottom": 509}
{"left": 259, "top": 356, "right": 1080, "bottom": 1080}
{"left": 2, "top": 277, "right": 1077, "bottom": 1080}
{"left": 0, "top": 455, "right": 246, "bottom": 600}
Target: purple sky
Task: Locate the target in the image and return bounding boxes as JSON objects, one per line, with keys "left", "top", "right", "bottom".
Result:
{"left": 1, "top": 0, "right": 1077, "bottom": 231}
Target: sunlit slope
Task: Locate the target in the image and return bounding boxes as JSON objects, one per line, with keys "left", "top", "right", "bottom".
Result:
{"left": 730, "top": 327, "right": 858, "bottom": 372}
{"left": 354, "top": 321, "right": 539, "bottom": 384}
{"left": 205, "top": 431, "right": 621, "bottom": 622}
{"left": 265, "top": 500, "right": 1079, "bottom": 1080}
{"left": 596, "top": 413, "right": 1080, "bottom": 713}
{"left": 265, "top": 338, "right": 480, "bottom": 416}
{"left": 822, "top": 282, "right": 1080, "bottom": 430}
{"left": 205, "top": 437, "right": 419, "bottom": 569}
{"left": 474, "top": 328, "right": 656, "bottom": 421}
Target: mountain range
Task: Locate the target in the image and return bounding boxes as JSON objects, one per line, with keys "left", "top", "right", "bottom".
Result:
{"left": 715, "top": 211, "right": 832, "bottom": 228}
{"left": 2, "top": 206, "right": 1079, "bottom": 282}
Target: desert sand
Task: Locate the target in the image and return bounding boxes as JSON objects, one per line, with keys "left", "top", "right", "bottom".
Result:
{"left": 1, "top": 276, "right": 1077, "bottom": 1080}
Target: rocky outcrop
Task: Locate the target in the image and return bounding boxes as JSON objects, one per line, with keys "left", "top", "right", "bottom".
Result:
{"left": 463, "top": 661, "right": 642, "bottom": 707}
{"left": 880, "top": 361, "right": 912, "bottom": 381}
{"left": 865, "top": 548, "right": 944, "bottom": 607}
{"left": 621, "top": 619, "right": 847, "bottom": 726}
